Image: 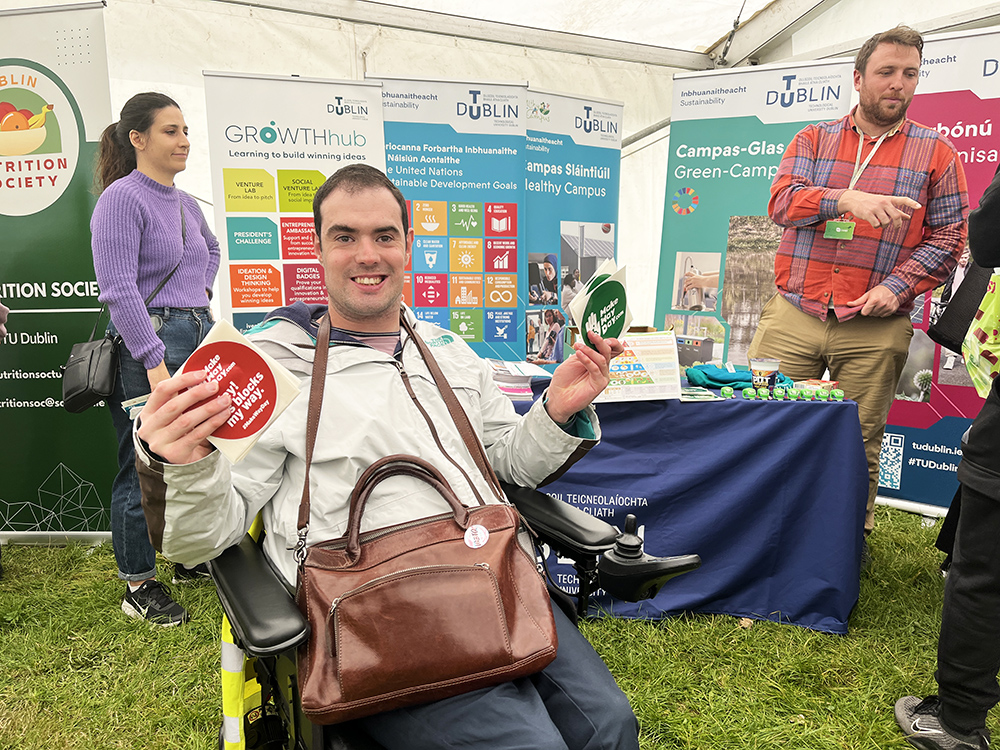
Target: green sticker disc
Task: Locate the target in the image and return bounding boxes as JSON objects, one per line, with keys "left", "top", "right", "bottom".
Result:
{"left": 585, "top": 273, "right": 611, "bottom": 293}
{"left": 580, "top": 280, "right": 627, "bottom": 349}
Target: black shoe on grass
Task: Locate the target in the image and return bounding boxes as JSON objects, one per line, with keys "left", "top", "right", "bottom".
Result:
{"left": 895, "top": 695, "right": 991, "bottom": 750}
{"left": 122, "top": 580, "right": 190, "bottom": 626}
{"left": 172, "top": 562, "right": 211, "bottom": 584}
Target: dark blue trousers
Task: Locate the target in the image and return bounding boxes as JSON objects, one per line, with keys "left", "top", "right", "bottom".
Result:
{"left": 107, "top": 307, "right": 213, "bottom": 580}
{"left": 357, "top": 600, "right": 639, "bottom": 750}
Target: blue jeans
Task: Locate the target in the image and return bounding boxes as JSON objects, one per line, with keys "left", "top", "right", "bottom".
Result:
{"left": 357, "top": 601, "right": 639, "bottom": 750}
{"left": 107, "top": 307, "right": 213, "bottom": 581}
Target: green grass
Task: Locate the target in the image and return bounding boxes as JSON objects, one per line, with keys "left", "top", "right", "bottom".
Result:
{"left": 1, "top": 506, "right": 994, "bottom": 749}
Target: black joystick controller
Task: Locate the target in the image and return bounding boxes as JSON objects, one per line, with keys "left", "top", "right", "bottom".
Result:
{"left": 608, "top": 514, "right": 643, "bottom": 560}
{"left": 598, "top": 515, "right": 702, "bottom": 601}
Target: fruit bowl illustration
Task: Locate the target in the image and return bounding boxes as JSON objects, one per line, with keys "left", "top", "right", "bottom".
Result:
{"left": 0, "top": 103, "right": 53, "bottom": 156}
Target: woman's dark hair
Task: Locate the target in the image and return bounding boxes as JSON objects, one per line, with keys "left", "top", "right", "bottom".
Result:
{"left": 544, "top": 308, "right": 565, "bottom": 325}
{"left": 96, "top": 92, "right": 179, "bottom": 191}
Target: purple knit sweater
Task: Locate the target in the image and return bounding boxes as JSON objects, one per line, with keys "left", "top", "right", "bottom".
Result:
{"left": 91, "top": 170, "right": 220, "bottom": 370}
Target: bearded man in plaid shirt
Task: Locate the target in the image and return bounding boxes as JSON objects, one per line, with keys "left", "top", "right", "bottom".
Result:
{"left": 748, "top": 25, "right": 968, "bottom": 537}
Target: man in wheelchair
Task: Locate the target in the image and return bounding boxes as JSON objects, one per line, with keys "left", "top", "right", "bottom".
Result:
{"left": 134, "top": 164, "right": 658, "bottom": 750}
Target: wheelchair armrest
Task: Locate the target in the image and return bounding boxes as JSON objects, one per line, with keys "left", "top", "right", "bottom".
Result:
{"left": 208, "top": 534, "right": 309, "bottom": 657}
{"left": 501, "top": 481, "right": 619, "bottom": 559}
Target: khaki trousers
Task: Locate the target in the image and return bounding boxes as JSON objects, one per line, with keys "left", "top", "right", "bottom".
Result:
{"left": 748, "top": 294, "right": 913, "bottom": 533}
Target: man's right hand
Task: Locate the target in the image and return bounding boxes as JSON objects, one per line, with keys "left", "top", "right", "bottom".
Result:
{"left": 136, "top": 369, "right": 233, "bottom": 465}
{"left": 838, "top": 189, "right": 921, "bottom": 229}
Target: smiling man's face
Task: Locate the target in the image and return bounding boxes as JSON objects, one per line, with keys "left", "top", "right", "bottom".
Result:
{"left": 313, "top": 186, "right": 413, "bottom": 332}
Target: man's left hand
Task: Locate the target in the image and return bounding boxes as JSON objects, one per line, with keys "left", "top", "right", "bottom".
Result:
{"left": 544, "top": 331, "right": 624, "bottom": 424}
{"left": 847, "top": 285, "right": 900, "bottom": 317}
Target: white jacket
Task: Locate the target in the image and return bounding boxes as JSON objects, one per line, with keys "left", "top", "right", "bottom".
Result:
{"left": 136, "top": 304, "right": 600, "bottom": 585}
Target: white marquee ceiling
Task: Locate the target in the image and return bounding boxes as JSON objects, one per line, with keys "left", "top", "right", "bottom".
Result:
{"left": 372, "top": 0, "right": 776, "bottom": 52}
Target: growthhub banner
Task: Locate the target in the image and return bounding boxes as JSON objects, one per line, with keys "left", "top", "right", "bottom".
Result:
{"left": 203, "top": 72, "right": 386, "bottom": 331}
{"left": 0, "top": 3, "right": 115, "bottom": 537}
{"left": 374, "top": 77, "right": 526, "bottom": 361}
{"left": 877, "top": 28, "right": 1000, "bottom": 511}
{"left": 523, "top": 89, "right": 622, "bottom": 365}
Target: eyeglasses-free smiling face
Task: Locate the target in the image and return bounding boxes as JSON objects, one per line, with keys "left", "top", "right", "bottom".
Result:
{"left": 854, "top": 42, "right": 921, "bottom": 134}
{"left": 129, "top": 106, "right": 189, "bottom": 185}
{"left": 313, "top": 186, "right": 413, "bottom": 333}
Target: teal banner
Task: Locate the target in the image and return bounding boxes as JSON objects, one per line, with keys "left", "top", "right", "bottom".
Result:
{"left": 377, "top": 77, "right": 527, "bottom": 360}
{"left": 655, "top": 61, "right": 854, "bottom": 369}
{"left": 523, "top": 89, "right": 622, "bottom": 366}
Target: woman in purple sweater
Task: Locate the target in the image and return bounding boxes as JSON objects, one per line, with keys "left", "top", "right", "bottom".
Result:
{"left": 91, "top": 92, "right": 219, "bottom": 626}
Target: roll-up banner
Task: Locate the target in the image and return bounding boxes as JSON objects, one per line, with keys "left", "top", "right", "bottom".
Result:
{"left": 203, "top": 73, "right": 386, "bottom": 331}
{"left": 0, "top": 3, "right": 115, "bottom": 539}
{"left": 524, "top": 89, "right": 622, "bottom": 364}
{"left": 878, "top": 28, "right": 1000, "bottom": 513}
{"left": 374, "top": 77, "right": 527, "bottom": 361}
{"left": 656, "top": 31, "right": 1000, "bottom": 512}
{"left": 655, "top": 58, "right": 854, "bottom": 372}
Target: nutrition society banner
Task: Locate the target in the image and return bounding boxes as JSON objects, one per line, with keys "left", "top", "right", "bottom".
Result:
{"left": 204, "top": 72, "right": 386, "bottom": 331}
{"left": 0, "top": 2, "right": 115, "bottom": 537}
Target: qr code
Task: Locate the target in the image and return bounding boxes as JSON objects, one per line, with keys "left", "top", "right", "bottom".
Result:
{"left": 879, "top": 433, "right": 905, "bottom": 489}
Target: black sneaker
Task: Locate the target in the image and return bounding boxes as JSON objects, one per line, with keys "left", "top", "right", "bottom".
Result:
{"left": 172, "top": 562, "right": 211, "bottom": 584}
{"left": 122, "top": 580, "right": 190, "bottom": 626}
{"left": 895, "top": 696, "right": 991, "bottom": 749}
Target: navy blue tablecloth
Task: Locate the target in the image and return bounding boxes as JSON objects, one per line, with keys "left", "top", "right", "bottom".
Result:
{"left": 515, "top": 395, "right": 868, "bottom": 634}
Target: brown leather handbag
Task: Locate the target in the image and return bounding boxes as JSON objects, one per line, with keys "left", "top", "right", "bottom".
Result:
{"left": 294, "top": 313, "right": 557, "bottom": 725}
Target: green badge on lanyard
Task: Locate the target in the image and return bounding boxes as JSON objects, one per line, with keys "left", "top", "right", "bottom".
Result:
{"left": 823, "top": 220, "right": 855, "bottom": 240}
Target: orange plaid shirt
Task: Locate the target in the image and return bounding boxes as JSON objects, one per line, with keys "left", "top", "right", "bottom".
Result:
{"left": 768, "top": 109, "right": 968, "bottom": 321}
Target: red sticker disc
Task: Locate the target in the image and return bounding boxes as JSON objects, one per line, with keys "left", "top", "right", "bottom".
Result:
{"left": 182, "top": 340, "right": 278, "bottom": 440}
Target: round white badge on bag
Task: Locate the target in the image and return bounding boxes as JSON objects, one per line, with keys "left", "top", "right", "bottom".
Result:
{"left": 464, "top": 524, "right": 489, "bottom": 549}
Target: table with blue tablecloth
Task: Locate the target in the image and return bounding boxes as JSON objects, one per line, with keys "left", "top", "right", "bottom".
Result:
{"left": 515, "top": 394, "right": 868, "bottom": 634}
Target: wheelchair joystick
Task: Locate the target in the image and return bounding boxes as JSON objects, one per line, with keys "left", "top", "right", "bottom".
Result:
{"left": 609, "top": 514, "right": 643, "bottom": 560}
{"left": 597, "top": 515, "right": 702, "bottom": 602}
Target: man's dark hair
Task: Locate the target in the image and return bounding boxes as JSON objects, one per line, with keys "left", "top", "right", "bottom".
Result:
{"left": 312, "top": 164, "right": 409, "bottom": 236}
{"left": 855, "top": 25, "right": 923, "bottom": 74}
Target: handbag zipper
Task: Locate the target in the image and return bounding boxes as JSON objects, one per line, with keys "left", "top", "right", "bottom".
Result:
{"left": 329, "top": 562, "right": 492, "bottom": 615}
{"left": 328, "top": 563, "right": 496, "bottom": 658}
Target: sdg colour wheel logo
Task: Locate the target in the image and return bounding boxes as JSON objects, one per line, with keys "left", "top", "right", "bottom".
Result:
{"left": 671, "top": 187, "right": 699, "bottom": 215}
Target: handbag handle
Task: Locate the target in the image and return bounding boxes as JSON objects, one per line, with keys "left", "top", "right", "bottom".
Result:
{"left": 296, "top": 311, "right": 331, "bottom": 541}
{"left": 343, "top": 454, "right": 472, "bottom": 564}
